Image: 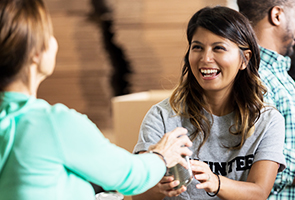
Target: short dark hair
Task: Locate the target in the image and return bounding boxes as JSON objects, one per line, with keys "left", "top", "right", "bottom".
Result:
{"left": 237, "top": 0, "right": 295, "bottom": 26}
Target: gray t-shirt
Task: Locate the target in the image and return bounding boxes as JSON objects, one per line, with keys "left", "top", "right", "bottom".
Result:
{"left": 134, "top": 98, "right": 286, "bottom": 200}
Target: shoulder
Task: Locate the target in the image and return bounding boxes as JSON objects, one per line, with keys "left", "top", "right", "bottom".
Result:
{"left": 30, "top": 99, "right": 80, "bottom": 116}
{"left": 51, "top": 104, "right": 92, "bottom": 127}
{"left": 25, "top": 98, "right": 91, "bottom": 126}
{"left": 252, "top": 106, "right": 285, "bottom": 142}
{"left": 141, "top": 98, "right": 175, "bottom": 126}
{"left": 259, "top": 106, "right": 284, "bottom": 124}
{"left": 146, "top": 98, "right": 175, "bottom": 118}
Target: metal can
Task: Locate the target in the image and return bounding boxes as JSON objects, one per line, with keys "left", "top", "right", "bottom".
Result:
{"left": 165, "top": 156, "right": 193, "bottom": 189}
{"left": 95, "top": 192, "right": 124, "bottom": 200}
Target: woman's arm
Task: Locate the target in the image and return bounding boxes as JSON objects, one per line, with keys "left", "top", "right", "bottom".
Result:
{"left": 53, "top": 106, "right": 192, "bottom": 196}
{"left": 192, "top": 160, "right": 278, "bottom": 200}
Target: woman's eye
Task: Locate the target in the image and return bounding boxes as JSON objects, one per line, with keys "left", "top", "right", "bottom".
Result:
{"left": 214, "top": 46, "right": 226, "bottom": 51}
{"left": 191, "top": 45, "right": 202, "bottom": 50}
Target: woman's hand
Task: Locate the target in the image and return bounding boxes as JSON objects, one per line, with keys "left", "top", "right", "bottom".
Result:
{"left": 149, "top": 127, "right": 192, "bottom": 168}
{"left": 191, "top": 160, "right": 219, "bottom": 194}
{"left": 131, "top": 175, "right": 187, "bottom": 200}
{"left": 157, "top": 176, "right": 187, "bottom": 197}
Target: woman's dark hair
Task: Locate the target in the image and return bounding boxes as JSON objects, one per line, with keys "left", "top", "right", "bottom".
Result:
{"left": 0, "top": 0, "right": 52, "bottom": 91}
{"left": 170, "top": 6, "right": 266, "bottom": 153}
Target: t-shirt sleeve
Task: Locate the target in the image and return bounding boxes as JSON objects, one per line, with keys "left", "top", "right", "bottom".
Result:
{"left": 49, "top": 104, "right": 166, "bottom": 196}
{"left": 254, "top": 109, "right": 286, "bottom": 172}
{"left": 133, "top": 104, "right": 168, "bottom": 153}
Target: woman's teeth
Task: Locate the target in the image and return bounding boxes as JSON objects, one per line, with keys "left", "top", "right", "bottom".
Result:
{"left": 200, "top": 69, "right": 219, "bottom": 77}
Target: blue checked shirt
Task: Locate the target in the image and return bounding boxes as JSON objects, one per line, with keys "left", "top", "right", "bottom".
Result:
{"left": 259, "top": 47, "right": 295, "bottom": 199}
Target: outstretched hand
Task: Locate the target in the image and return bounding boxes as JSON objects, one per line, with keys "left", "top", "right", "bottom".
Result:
{"left": 149, "top": 127, "right": 192, "bottom": 168}
{"left": 156, "top": 176, "right": 187, "bottom": 197}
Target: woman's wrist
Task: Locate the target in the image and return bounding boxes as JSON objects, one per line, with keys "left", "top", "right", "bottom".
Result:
{"left": 148, "top": 150, "right": 168, "bottom": 172}
{"left": 206, "top": 172, "right": 220, "bottom": 197}
{"left": 148, "top": 151, "right": 167, "bottom": 165}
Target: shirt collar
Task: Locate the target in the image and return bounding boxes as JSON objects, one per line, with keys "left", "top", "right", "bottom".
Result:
{"left": 259, "top": 46, "right": 291, "bottom": 71}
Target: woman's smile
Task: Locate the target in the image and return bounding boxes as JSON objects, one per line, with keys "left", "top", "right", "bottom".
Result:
{"left": 199, "top": 68, "right": 221, "bottom": 79}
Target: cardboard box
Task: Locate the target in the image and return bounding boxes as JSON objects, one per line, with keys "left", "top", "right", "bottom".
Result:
{"left": 112, "top": 90, "right": 173, "bottom": 152}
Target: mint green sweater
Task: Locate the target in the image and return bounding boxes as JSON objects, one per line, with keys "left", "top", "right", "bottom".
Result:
{"left": 0, "top": 92, "right": 165, "bottom": 200}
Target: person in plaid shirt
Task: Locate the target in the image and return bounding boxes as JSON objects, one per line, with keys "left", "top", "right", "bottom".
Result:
{"left": 238, "top": 0, "right": 295, "bottom": 199}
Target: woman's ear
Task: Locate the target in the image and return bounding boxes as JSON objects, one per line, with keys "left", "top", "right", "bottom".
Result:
{"left": 269, "top": 6, "right": 284, "bottom": 26}
{"left": 32, "top": 53, "right": 40, "bottom": 65}
{"left": 240, "top": 49, "right": 252, "bottom": 70}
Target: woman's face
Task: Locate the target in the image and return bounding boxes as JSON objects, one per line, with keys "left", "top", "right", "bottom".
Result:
{"left": 38, "top": 36, "right": 58, "bottom": 77}
{"left": 189, "top": 27, "right": 249, "bottom": 97}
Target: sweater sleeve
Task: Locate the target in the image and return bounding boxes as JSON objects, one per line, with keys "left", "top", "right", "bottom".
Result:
{"left": 49, "top": 104, "right": 166, "bottom": 196}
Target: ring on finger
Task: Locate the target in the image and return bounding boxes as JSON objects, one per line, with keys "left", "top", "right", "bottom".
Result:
{"left": 207, "top": 174, "right": 211, "bottom": 181}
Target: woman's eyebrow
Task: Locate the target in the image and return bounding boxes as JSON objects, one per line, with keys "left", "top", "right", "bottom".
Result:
{"left": 191, "top": 40, "right": 202, "bottom": 44}
{"left": 191, "top": 40, "right": 227, "bottom": 46}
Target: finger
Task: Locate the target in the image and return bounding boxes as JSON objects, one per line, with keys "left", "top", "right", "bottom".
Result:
{"left": 190, "top": 162, "right": 207, "bottom": 174}
{"left": 191, "top": 164, "right": 203, "bottom": 172}
{"left": 161, "top": 176, "right": 174, "bottom": 183}
{"left": 179, "top": 147, "right": 193, "bottom": 157}
{"left": 189, "top": 159, "right": 197, "bottom": 166}
{"left": 170, "top": 127, "right": 188, "bottom": 138}
{"left": 190, "top": 160, "right": 207, "bottom": 169}
{"left": 159, "top": 180, "right": 180, "bottom": 191}
{"left": 177, "top": 156, "right": 190, "bottom": 169}
{"left": 164, "top": 185, "right": 187, "bottom": 197}
{"left": 196, "top": 181, "right": 210, "bottom": 190}
{"left": 178, "top": 135, "right": 193, "bottom": 147}
{"left": 194, "top": 173, "right": 210, "bottom": 182}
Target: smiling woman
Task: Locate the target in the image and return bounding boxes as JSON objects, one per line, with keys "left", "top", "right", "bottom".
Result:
{"left": 132, "top": 6, "right": 286, "bottom": 200}
{"left": 189, "top": 27, "right": 250, "bottom": 94}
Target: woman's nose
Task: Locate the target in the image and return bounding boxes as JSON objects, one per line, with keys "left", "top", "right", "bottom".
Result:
{"left": 200, "top": 49, "right": 213, "bottom": 62}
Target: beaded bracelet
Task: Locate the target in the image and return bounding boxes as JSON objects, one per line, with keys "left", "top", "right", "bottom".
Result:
{"left": 206, "top": 172, "right": 220, "bottom": 197}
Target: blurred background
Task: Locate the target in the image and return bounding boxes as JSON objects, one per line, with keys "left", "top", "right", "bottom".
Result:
{"left": 40, "top": 0, "right": 237, "bottom": 143}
